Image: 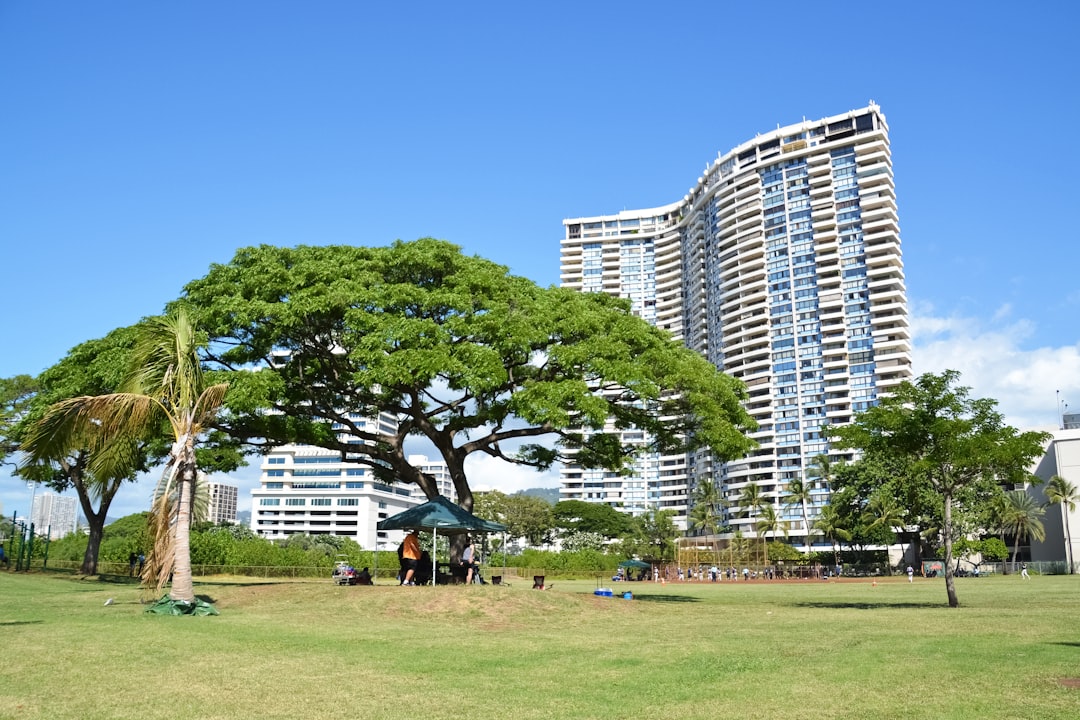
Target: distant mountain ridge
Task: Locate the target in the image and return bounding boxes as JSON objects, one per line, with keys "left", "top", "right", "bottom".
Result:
{"left": 514, "top": 487, "right": 559, "bottom": 505}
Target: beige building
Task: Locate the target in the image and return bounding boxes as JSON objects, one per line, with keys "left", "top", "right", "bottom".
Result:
{"left": 1029, "top": 428, "right": 1080, "bottom": 571}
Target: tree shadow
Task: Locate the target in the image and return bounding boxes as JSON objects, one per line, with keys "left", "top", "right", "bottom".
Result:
{"left": 0, "top": 620, "right": 44, "bottom": 626}
{"left": 631, "top": 594, "right": 701, "bottom": 603}
{"left": 1049, "top": 642, "right": 1080, "bottom": 648}
{"left": 792, "top": 601, "right": 942, "bottom": 610}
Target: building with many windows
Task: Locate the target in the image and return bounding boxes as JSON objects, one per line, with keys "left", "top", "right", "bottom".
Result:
{"left": 250, "top": 446, "right": 455, "bottom": 550}
{"left": 205, "top": 480, "right": 238, "bottom": 525}
{"left": 559, "top": 103, "right": 911, "bottom": 545}
{"left": 31, "top": 493, "right": 78, "bottom": 540}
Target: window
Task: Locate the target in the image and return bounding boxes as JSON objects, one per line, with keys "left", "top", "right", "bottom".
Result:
{"left": 285, "top": 498, "right": 305, "bottom": 506}
{"left": 311, "top": 498, "right": 332, "bottom": 506}
{"left": 268, "top": 457, "right": 286, "bottom": 465}
{"left": 260, "top": 498, "right": 280, "bottom": 506}
{"left": 338, "top": 498, "right": 359, "bottom": 506}
{"left": 266, "top": 470, "right": 285, "bottom": 477}
{"left": 265, "top": 482, "right": 283, "bottom": 490}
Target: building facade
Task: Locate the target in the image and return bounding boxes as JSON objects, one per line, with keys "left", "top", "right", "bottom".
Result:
{"left": 30, "top": 493, "right": 78, "bottom": 540}
{"left": 1029, "top": 428, "right": 1080, "bottom": 571}
{"left": 559, "top": 103, "right": 911, "bottom": 544}
{"left": 205, "top": 480, "right": 239, "bottom": 525}
{"left": 250, "top": 446, "right": 455, "bottom": 550}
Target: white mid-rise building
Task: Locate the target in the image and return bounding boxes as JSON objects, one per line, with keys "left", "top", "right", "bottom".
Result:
{"left": 559, "top": 103, "right": 911, "bottom": 544}
{"left": 31, "top": 493, "right": 78, "bottom": 540}
{"left": 250, "top": 446, "right": 456, "bottom": 550}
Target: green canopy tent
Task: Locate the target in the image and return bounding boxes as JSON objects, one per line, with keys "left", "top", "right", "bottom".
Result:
{"left": 619, "top": 559, "right": 652, "bottom": 569}
{"left": 377, "top": 496, "right": 507, "bottom": 584}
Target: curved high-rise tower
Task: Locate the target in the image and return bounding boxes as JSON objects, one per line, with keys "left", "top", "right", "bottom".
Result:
{"left": 559, "top": 103, "right": 911, "bottom": 545}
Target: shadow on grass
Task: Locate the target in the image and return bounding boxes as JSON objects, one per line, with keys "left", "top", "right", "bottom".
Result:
{"left": 631, "top": 594, "right": 701, "bottom": 604}
{"left": 792, "top": 601, "right": 941, "bottom": 610}
{"left": 1050, "top": 642, "right": 1080, "bottom": 648}
{"left": 0, "top": 620, "right": 44, "bottom": 626}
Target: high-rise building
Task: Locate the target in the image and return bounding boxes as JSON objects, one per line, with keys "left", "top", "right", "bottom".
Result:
{"left": 559, "top": 103, "right": 911, "bottom": 545}
{"left": 30, "top": 493, "right": 78, "bottom": 539}
{"left": 205, "top": 480, "right": 239, "bottom": 525}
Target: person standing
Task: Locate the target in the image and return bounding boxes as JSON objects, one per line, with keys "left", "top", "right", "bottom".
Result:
{"left": 400, "top": 530, "right": 421, "bottom": 585}
{"left": 906, "top": 565, "right": 914, "bottom": 583}
{"left": 128, "top": 552, "right": 137, "bottom": 577}
{"left": 461, "top": 537, "right": 480, "bottom": 584}
{"left": 1021, "top": 562, "right": 1030, "bottom": 579}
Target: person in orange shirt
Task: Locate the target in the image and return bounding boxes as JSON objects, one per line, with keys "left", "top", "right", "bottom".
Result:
{"left": 400, "top": 530, "right": 421, "bottom": 585}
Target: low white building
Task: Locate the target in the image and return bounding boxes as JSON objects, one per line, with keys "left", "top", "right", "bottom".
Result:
{"left": 250, "top": 448, "right": 455, "bottom": 550}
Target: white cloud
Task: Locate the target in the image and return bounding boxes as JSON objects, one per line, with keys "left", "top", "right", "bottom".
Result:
{"left": 911, "top": 306, "right": 1080, "bottom": 430}
{"left": 465, "top": 452, "right": 561, "bottom": 495}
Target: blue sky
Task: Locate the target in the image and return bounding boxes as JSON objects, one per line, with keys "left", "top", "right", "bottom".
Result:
{"left": 2, "top": 1, "right": 1078, "bottom": 519}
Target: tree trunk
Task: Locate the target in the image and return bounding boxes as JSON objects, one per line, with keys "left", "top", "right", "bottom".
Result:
{"left": 942, "top": 492, "right": 959, "bottom": 608}
{"left": 170, "top": 455, "right": 196, "bottom": 603}
{"left": 1061, "top": 507, "right": 1074, "bottom": 574}
{"left": 801, "top": 501, "right": 811, "bottom": 554}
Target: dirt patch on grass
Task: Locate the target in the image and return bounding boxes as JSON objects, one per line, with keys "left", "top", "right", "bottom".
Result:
{"left": 1058, "top": 677, "right": 1080, "bottom": 689}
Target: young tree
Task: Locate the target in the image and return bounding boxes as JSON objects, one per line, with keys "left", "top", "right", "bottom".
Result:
{"left": 178, "top": 240, "right": 756, "bottom": 514}
{"left": 828, "top": 370, "right": 1050, "bottom": 607}
{"left": 22, "top": 310, "right": 230, "bottom": 605}
{"left": 1044, "top": 475, "right": 1078, "bottom": 573}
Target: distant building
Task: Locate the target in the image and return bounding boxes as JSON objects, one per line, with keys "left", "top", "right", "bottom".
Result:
{"left": 31, "top": 493, "right": 77, "bottom": 539}
{"left": 1029, "top": 428, "right": 1080, "bottom": 570}
{"left": 205, "top": 480, "right": 238, "bottom": 525}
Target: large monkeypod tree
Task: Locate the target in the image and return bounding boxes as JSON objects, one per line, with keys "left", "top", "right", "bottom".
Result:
{"left": 179, "top": 239, "right": 757, "bottom": 515}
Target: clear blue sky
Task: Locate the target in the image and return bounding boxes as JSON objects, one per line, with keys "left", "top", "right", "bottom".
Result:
{"left": 2, "top": 1, "right": 1078, "bottom": 518}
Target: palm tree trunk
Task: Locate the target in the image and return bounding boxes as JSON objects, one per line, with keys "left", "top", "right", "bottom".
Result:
{"left": 170, "top": 453, "right": 196, "bottom": 603}
{"left": 1062, "top": 507, "right": 1074, "bottom": 574}
{"left": 801, "top": 501, "right": 811, "bottom": 554}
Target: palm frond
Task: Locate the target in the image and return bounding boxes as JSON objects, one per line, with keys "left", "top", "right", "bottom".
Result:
{"left": 142, "top": 461, "right": 180, "bottom": 593}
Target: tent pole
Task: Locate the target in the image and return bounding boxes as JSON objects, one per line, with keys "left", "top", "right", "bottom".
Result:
{"left": 432, "top": 528, "right": 438, "bottom": 586}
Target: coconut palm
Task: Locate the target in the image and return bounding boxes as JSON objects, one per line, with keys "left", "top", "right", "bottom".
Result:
{"left": 1044, "top": 475, "right": 1078, "bottom": 574}
{"left": 21, "top": 310, "right": 227, "bottom": 604}
{"left": 783, "top": 476, "right": 815, "bottom": 554}
{"left": 688, "top": 479, "right": 723, "bottom": 536}
{"left": 755, "top": 503, "right": 786, "bottom": 565}
{"left": 813, "top": 504, "right": 852, "bottom": 567}
{"left": 805, "top": 453, "right": 835, "bottom": 491}
{"left": 1003, "top": 489, "right": 1046, "bottom": 570}
{"left": 866, "top": 492, "right": 908, "bottom": 570}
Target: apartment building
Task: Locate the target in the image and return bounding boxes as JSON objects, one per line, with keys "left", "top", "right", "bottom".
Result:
{"left": 205, "top": 480, "right": 239, "bottom": 525}
{"left": 559, "top": 103, "right": 911, "bottom": 543}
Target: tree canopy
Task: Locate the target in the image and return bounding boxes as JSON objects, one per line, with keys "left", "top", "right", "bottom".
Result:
{"left": 828, "top": 370, "right": 1050, "bottom": 607}
{"left": 178, "top": 239, "right": 756, "bottom": 510}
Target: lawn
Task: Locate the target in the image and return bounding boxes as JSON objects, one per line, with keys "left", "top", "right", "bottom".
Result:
{"left": 0, "top": 572, "right": 1077, "bottom": 719}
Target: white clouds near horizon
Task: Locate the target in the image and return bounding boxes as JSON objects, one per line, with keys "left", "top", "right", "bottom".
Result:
{"left": 910, "top": 303, "right": 1080, "bottom": 431}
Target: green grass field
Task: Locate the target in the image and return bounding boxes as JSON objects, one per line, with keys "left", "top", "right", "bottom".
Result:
{"left": 1, "top": 571, "right": 1077, "bottom": 719}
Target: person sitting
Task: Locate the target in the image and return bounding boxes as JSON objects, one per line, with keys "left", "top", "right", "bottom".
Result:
{"left": 356, "top": 567, "right": 373, "bottom": 585}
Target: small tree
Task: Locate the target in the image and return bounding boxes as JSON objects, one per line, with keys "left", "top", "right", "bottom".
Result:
{"left": 829, "top": 371, "right": 1049, "bottom": 608}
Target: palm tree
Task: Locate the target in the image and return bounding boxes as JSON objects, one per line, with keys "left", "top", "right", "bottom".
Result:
{"left": 866, "top": 492, "right": 908, "bottom": 572}
{"left": 688, "top": 479, "right": 723, "bottom": 536}
{"left": 1044, "top": 475, "right": 1078, "bottom": 574}
{"left": 805, "top": 454, "right": 835, "bottom": 491}
{"left": 783, "top": 476, "right": 815, "bottom": 554}
{"left": 755, "top": 503, "right": 786, "bottom": 566}
{"left": 1003, "top": 489, "right": 1046, "bottom": 570}
{"left": 22, "top": 310, "right": 227, "bottom": 604}
{"left": 813, "top": 504, "right": 852, "bottom": 568}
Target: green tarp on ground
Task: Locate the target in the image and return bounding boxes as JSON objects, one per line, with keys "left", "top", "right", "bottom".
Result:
{"left": 145, "top": 596, "right": 219, "bottom": 616}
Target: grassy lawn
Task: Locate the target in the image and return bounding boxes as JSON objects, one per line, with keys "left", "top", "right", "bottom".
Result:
{"left": 1, "top": 571, "right": 1077, "bottom": 719}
